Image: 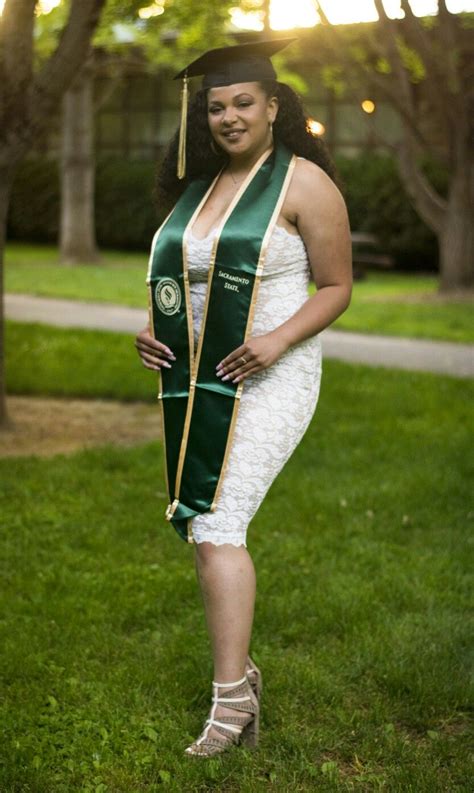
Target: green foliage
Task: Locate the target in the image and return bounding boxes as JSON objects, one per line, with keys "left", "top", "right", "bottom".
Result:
{"left": 94, "top": 0, "right": 234, "bottom": 66}
{"left": 396, "top": 36, "right": 426, "bottom": 83}
{"left": 336, "top": 152, "right": 448, "bottom": 270}
{"left": 274, "top": 67, "right": 308, "bottom": 96}
{"left": 94, "top": 158, "right": 164, "bottom": 250}
{"left": 7, "top": 158, "right": 60, "bottom": 244}
{"left": 0, "top": 356, "right": 472, "bottom": 790}
{"left": 33, "top": 2, "right": 69, "bottom": 63}
{"left": 33, "top": 0, "right": 234, "bottom": 65}
{"left": 375, "top": 56, "right": 391, "bottom": 75}
{"left": 320, "top": 64, "right": 347, "bottom": 99}
{"left": 7, "top": 157, "right": 168, "bottom": 251}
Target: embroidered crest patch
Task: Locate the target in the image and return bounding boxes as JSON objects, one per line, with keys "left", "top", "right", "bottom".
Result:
{"left": 155, "top": 278, "right": 182, "bottom": 316}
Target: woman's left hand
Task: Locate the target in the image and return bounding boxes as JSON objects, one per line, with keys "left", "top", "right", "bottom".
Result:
{"left": 216, "top": 330, "right": 290, "bottom": 384}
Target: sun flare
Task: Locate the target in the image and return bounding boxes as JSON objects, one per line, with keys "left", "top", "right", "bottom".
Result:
{"left": 230, "top": 0, "right": 474, "bottom": 30}
{"left": 270, "top": 0, "right": 319, "bottom": 29}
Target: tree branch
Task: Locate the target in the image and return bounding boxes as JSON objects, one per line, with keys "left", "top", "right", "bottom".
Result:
{"left": 396, "top": 128, "right": 447, "bottom": 234}
{"left": 372, "top": 0, "right": 414, "bottom": 114}
{"left": 314, "top": 1, "right": 330, "bottom": 25}
{"left": 399, "top": 0, "right": 458, "bottom": 124}
{"left": 32, "top": 0, "right": 106, "bottom": 125}
{"left": 311, "top": 18, "right": 438, "bottom": 158}
{"left": 364, "top": 67, "right": 445, "bottom": 161}
{"left": 438, "top": 0, "right": 458, "bottom": 53}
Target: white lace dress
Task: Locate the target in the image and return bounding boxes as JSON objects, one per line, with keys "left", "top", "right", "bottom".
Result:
{"left": 187, "top": 224, "right": 323, "bottom": 547}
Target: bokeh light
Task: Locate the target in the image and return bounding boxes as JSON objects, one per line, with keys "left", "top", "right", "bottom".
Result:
{"left": 307, "top": 118, "right": 326, "bottom": 136}
{"left": 361, "top": 99, "right": 376, "bottom": 113}
{"left": 138, "top": 2, "right": 165, "bottom": 19}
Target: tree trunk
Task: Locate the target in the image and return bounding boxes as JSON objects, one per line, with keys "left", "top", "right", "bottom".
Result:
{"left": 396, "top": 129, "right": 474, "bottom": 293}
{"left": 0, "top": 167, "right": 14, "bottom": 428}
{"left": 438, "top": 164, "right": 474, "bottom": 292}
{"left": 59, "top": 62, "right": 98, "bottom": 264}
{"left": 262, "top": 0, "right": 271, "bottom": 33}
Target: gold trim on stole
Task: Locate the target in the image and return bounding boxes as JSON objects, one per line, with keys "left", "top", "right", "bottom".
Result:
{"left": 146, "top": 214, "right": 177, "bottom": 506}
{"left": 146, "top": 283, "right": 171, "bottom": 503}
{"left": 146, "top": 207, "right": 177, "bottom": 286}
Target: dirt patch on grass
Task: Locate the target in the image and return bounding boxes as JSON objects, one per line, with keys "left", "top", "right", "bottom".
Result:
{"left": 0, "top": 396, "right": 162, "bottom": 458}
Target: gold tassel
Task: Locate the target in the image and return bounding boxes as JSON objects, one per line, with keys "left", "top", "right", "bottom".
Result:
{"left": 177, "top": 74, "right": 188, "bottom": 180}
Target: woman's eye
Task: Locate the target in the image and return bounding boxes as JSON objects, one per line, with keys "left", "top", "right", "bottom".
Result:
{"left": 238, "top": 102, "right": 251, "bottom": 107}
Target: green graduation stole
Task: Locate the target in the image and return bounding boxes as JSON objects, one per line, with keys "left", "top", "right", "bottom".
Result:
{"left": 147, "top": 142, "right": 296, "bottom": 543}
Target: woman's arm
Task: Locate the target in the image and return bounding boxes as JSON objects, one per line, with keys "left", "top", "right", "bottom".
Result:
{"left": 273, "top": 158, "right": 353, "bottom": 349}
{"left": 216, "top": 159, "right": 353, "bottom": 384}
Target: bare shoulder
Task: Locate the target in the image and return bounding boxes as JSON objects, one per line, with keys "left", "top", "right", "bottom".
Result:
{"left": 281, "top": 156, "right": 350, "bottom": 244}
{"left": 289, "top": 157, "right": 347, "bottom": 216}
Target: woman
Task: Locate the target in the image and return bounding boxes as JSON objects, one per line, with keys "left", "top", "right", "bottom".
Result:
{"left": 135, "top": 39, "right": 352, "bottom": 757}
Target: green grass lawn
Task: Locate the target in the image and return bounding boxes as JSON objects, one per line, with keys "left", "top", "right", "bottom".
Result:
{"left": 1, "top": 322, "right": 473, "bottom": 791}
{"left": 5, "top": 243, "right": 147, "bottom": 307}
{"left": 5, "top": 242, "right": 474, "bottom": 343}
{"left": 6, "top": 321, "right": 152, "bottom": 401}
{"left": 309, "top": 274, "right": 474, "bottom": 343}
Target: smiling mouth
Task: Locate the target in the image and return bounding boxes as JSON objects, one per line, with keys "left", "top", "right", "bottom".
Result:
{"left": 222, "top": 129, "right": 246, "bottom": 139}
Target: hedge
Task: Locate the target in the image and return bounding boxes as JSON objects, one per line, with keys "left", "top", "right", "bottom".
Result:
{"left": 7, "top": 152, "right": 447, "bottom": 270}
{"left": 7, "top": 157, "right": 165, "bottom": 252}
{"left": 335, "top": 152, "right": 447, "bottom": 271}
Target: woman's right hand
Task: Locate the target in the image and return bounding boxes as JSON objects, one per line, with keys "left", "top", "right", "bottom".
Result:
{"left": 135, "top": 324, "right": 176, "bottom": 371}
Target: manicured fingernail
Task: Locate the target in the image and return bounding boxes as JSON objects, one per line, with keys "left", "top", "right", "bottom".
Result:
{"left": 216, "top": 365, "right": 223, "bottom": 372}
{"left": 216, "top": 370, "right": 223, "bottom": 378}
{"left": 168, "top": 354, "right": 176, "bottom": 360}
{"left": 162, "top": 361, "right": 172, "bottom": 368}
{"left": 233, "top": 377, "right": 241, "bottom": 383}
{"left": 221, "top": 374, "right": 230, "bottom": 381}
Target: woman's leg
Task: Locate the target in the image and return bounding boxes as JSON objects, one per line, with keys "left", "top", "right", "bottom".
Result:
{"left": 194, "top": 541, "right": 256, "bottom": 681}
{"left": 193, "top": 541, "right": 257, "bottom": 742}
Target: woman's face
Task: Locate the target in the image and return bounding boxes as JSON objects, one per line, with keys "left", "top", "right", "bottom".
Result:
{"left": 207, "top": 82, "right": 278, "bottom": 158}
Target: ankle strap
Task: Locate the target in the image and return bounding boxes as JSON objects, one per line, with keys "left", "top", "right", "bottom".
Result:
{"left": 212, "top": 674, "right": 247, "bottom": 687}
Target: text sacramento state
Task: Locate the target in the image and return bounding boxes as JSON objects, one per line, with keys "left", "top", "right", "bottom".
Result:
{"left": 217, "top": 269, "right": 250, "bottom": 286}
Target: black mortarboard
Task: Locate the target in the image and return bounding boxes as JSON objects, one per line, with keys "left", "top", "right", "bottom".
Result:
{"left": 173, "top": 38, "right": 297, "bottom": 179}
{"left": 174, "top": 38, "right": 297, "bottom": 88}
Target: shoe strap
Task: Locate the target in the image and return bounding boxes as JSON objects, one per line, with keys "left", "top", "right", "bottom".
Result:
{"left": 205, "top": 718, "right": 241, "bottom": 734}
{"left": 212, "top": 674, "right": 247, "bottom": 687}
{"left": 213, "top": 695, "right": 251, "bottom": 703}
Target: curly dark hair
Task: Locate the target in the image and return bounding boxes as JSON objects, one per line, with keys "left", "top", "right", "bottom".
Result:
{"left": 155, "top": 80, "right": 338, "bottom": 210}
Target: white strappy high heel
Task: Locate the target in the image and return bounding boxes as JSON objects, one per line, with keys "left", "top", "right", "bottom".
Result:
{"left": 184, "top": 673, "right": 260, "bottom": 757}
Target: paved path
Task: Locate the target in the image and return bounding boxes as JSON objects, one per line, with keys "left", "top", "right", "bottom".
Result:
{"left": 5, "top": 293, "right": 474, "bottom": 378}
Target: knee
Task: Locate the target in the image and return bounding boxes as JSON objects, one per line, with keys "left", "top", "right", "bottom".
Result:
{"left": 194, "top": 540, "right": 245, "bottom": 567}
{"left": 194, "top": 540, "right": 223, "bottom": 566}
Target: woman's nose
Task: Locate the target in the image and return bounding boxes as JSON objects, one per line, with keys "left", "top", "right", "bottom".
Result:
{"left": 222, "top": 107, "right": 238, "bottom": 125}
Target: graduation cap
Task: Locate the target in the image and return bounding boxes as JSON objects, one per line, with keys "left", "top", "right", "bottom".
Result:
{"left": 174, "top": 38, "right": 297, "bottom": 179}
